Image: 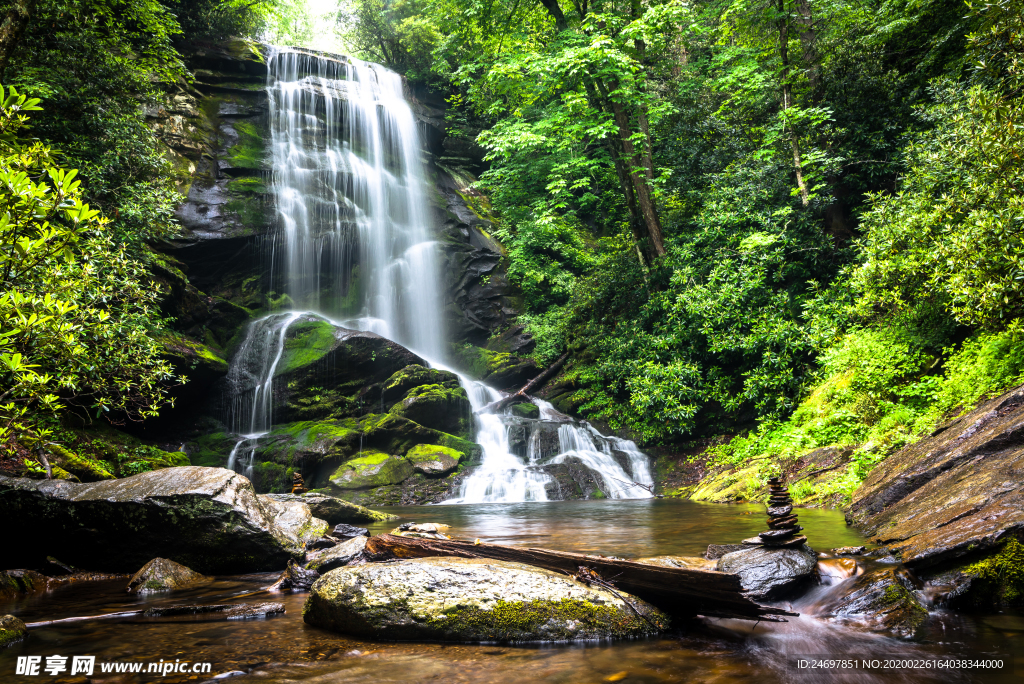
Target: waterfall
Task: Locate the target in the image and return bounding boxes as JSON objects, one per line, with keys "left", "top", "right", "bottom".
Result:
{"left": 219, "top": 46, "right": 654, "bottom": 502}
{"left": 266, "top": 48, "right": 444, "bottom": 359}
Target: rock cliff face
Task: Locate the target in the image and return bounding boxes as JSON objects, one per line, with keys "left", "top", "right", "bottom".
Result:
{"left": 847, "top": 383, "right": 1024, "bottom": 607}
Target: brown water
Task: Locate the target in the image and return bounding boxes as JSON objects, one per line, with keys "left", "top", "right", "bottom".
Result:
{"left": 2, "top": 499, "right": 1021, "bottom": 683}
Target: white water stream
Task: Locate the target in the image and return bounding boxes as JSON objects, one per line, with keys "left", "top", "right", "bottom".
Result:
{"left": 221, "top": 47, "right": 653, "bottom": 503}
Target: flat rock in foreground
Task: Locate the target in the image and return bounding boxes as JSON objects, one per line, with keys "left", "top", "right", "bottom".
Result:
{"left": 303, "top": 557, "right": 668, "bottom": 643}
{"left": 0, "top": 467, "right": 326, "bottom": 573}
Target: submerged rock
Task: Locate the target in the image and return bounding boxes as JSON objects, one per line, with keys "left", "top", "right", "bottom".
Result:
{"left": 816, "top": 566, "right": 929, "bottom": 638}
{"left": 303, "top": 557, "right": 668, "bottom": 642}
{"left": 305, "top": 535, "right": 367, "bottom": 573}
{"left": 0, "top": 615, "right": 27, "bottom": 648}
{"left": 127, "top": 558, "right": 211, "bottom": 594}
{"left": 0, "top": 467, "right": 324, "bottom": 573}
{"left": 716, "top": 545, "right": 818, "bottom": 599}
{"left": 142, "top": 602, "right": 285, "bottom": 619}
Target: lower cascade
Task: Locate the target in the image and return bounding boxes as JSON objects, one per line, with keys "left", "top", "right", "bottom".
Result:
{"left": 218, "top": 46, "right": 653, "bottom": 503}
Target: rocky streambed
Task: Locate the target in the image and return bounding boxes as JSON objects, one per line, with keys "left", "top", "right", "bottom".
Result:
{"left": 1, "top": 469, "right": 1021, "bottom": 683}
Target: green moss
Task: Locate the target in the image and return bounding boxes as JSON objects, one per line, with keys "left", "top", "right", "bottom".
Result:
{"left": 406, "top": 443, "right": 464, "bottom": 464}
{"left": 188, "top": 432, "right": 236, "bottom": 468}
{"left": 964, "top": 538, "right": 1024, "bottom": 605}
{"left": 424, "top": 598, "right": 667, "bottom": 642}
{"left": 252, "top": 461, "right": 294, "bottom": 493}
{"left": 330, "top": 450, "right": 414, "bottom": 489}
{"left": 227, "top": 176, "right": 268, "bottom": 194}
{"left": 278, "top": 320, "right": 337, "bottom": 375}
{"left": 226, "top": 120, "right": 267, "bottom": 169}
{"left": 510, "top": 402, "right": 539, "bottom": 419}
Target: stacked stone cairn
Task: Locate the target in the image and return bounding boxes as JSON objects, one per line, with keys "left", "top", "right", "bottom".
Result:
{"left": 757, "top": 477, "right": 807, "bottom": 548}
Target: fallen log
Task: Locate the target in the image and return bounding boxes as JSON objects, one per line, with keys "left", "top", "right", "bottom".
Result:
{"left": 480, "top": 351, "right": 570, "bottom": 415}
{"left": 364, "top": 534, "right": 795, "bottom": 622}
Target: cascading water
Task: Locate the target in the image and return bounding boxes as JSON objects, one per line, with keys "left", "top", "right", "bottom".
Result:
{"left": 221, "top": 46, "right": 654, "bottom": 502}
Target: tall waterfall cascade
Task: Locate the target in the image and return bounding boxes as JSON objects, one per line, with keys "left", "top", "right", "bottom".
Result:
{"left": 221, "top": 47, "right": 654, "bottom": 503}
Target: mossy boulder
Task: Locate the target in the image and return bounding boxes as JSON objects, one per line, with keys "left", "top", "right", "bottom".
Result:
{"left": 274, "top": 317, "right": 426, "bottom": 424}
{"left": 509, "top": 402, "right": 539, "bottom": 419}
{"left": 406, "top": 444, "right": 463, "bottom": 476}
{"left": 329, "top": 451, "right": 415, "bottom": 490}
{"left": 0, "top": 615, "right": 27, "bottom": 648}
{"left": 388, "top": 383, "right": 471, "bottom": 438}
{"left": 381, "top": 365, "right": 459, "bottom": 403}
{"left": 303, "top": 557, "right": 668, "bottom": 642}
{"left": 452, "top": 345, "right": 538, "bottom": 391}
{"left": 126, "top": 558, "right": 211, "bottom": 594}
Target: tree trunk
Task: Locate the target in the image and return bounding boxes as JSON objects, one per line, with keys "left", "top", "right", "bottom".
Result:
{"left": 0, "top": 0, "right": 34, "bottom": 82}
{"left": 538, "top": 0, "right": 568, "bottom": 31}
{"left": 480, "top": 351, "right": 569, "bottom": 413}
{"left": 778, "top": 0, "right": 810, "bottom": 207}
{"left": 793, "top": 0, "right": 819, "bottom": 96}
{"left": 364, "top": 534, "right": 797, "bottom": 622}
{"left": 606, "top": 95, "right": 666, "bottom": 257}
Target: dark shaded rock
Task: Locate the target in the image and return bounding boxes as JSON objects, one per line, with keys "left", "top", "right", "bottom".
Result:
{"left": 0, "top": 467, "right": 326, "bottom": 573}
{"left": 266, "top": 492, "right": 396, "bottom": 523}
{"left": 705, "top": 544, "right": 748, "bottom": 560}
{"left": 716, "top": 545, "right": 818, "bottom": 599}
{"left": 127, "top": 558, "right": 211, "bottom": 594}
{"left": 0, "top": 615, "right": 27, "bottom": 648}
{"left": 539, "top": 456, "right": 608, "bottom": 500}
{"left": 303, "top": 557, "right": 668, "bottom": 642}
{"left": 269, "top": 559, "right": 319, "bottom": 591}
{"left": 389, "top": 382, "right": 472, "bottom": 438}
{"left": 816, "top": 566, "right": 928, "bottom": 638}
{"left": 306, "top": 537, "right": 337, "bottom": 551}
{"left": 304, "top": 535, "right": 367, "bottom": 573}
{"left": 329, "top": 524, "right": 369, "bottom": 540}
{"left": 847, "top": 383, "right": 1024, "bottom": 569}
{"left": 0, "top": 569, "right": 49, "bottom": 600}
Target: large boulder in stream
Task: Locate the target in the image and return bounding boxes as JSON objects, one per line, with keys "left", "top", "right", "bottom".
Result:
{"left": 0, "top": 467, "right": 327, "bottom": 573}
{"left": 303, "top": 557, "right": 668, "bottom": 642}
{"left": 716, "top": 545, "right": 818, "bottom": 599}
{"left": 0, "top": 615, "right": 27, "bottom": 648}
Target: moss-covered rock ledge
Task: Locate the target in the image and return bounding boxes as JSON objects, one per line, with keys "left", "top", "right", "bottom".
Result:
{"left": 303, "top": 556, "right": 668, "bottom": 642}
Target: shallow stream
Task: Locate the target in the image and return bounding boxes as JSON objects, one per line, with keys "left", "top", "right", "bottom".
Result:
{"left": 2, "top": 499, "right": 1021, "bottom": 683}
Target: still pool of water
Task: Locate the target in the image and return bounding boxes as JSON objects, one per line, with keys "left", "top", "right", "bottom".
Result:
{"left": 1, "top": 500, "right": 1021, "bottom": 684}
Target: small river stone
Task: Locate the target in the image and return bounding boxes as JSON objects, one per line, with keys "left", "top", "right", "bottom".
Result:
{"left": 303, "top": 557, "right": 668, "bottom": 643}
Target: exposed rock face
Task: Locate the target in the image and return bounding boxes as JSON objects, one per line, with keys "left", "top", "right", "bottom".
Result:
{"left": 303, "top": 557, "right": 668, "bottom": 642}
{"left": 847, "top": 384, "right": 1024, "bottom": 570}
{"left": 0, "top": 467, "right": 325, "bottom": 573}
{"left": 815, "top": 566, "right": 929, "bottom": 638}
{"left": 716, "top": 546, "right": 818, "bottom": 599}
{"left": 305, "top": 535, "right": 367, "bottom": 573}
{"left": 329, "top": 524, "right": 370, "bottom": 539}
{"left": 265, "top": 493, "right": 396, "bottom": 524}
{"left": 0, "top": 615, "right": 27, "bottom": 648}
{"left": 126, "top": 558, "right": 211, "bottom": 594}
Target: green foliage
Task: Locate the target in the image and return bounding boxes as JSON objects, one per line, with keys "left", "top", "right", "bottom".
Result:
{"left": 0, "top": 87, "right": 177, "bottom": 443}
{"left": 964, "top": 538, "right": 1024, "bottom": 606}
